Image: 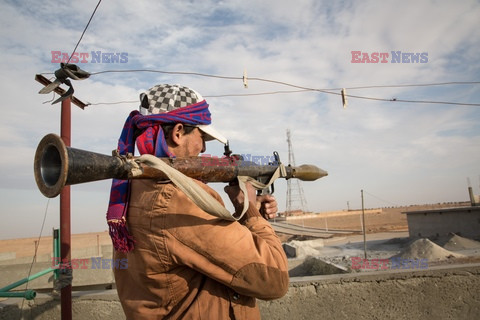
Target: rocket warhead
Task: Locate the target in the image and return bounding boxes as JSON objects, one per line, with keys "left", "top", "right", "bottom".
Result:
{"left": 291, "top": 164, "right": 328, "bottom": 181}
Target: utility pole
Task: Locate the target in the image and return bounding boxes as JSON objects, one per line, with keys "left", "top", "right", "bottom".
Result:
{"left": 361, "top": 190, "right": 367, "bottom": 259}
{"left": 36, "top": 74, "right": 87, "bottom": 320}
{"left": 60, "top": 97, "right": 72, "bottom": 320}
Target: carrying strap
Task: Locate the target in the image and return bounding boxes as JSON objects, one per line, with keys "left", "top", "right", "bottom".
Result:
{"left": 132, "top": 154, "right": 286, "bottom": 221}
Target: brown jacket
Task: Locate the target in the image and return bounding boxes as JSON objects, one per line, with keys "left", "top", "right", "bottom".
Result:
{"left": 114, "top": 179, "right": 289, "bottom": 319}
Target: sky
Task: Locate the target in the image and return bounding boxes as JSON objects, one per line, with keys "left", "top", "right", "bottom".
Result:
{"left": 0, "top": 0, "right": 479, "bottom": 240}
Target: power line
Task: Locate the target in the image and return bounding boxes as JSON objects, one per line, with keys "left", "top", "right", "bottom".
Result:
{"left": 20, "top": 199, "right": 51, "bottom": 313}
{"left": 244, "top": 78, "right": 480, "bottom": 106}
{"left": 66, "top": 0, "right": 103, "bottom": 65}
{"left": 329, "top": 81, "right": 480, "bottom": 91}
{"left": 88, "top": 70, "right": 480, "bottom": 90}
{"left": 45, "top": 68, "right": 480, "bottom": 89}
{"left": 340, "top": 93, "right": 480, "bottom": 107}
{"left": 92, "top": 70, "right": 480, "bottom": 106}
{"left": 42, "top": 68, "right": 480, "bottom": 107}
{"left": 204, "top": 89, "right": 312, "bottom": 98}
{"left": 363, "top": 190, "right": 399, "bottom": 207}
{"left": 86, "top": 100, "right": 137, "bottom": 106}
{"left": 85, "top": 92, "right": 480, "bottom": 107}
{"left": 89, "top": 69, "right": 240, "bottom": 80}
{"left": 43, "top": 68, "right": 480, "bottom": 91}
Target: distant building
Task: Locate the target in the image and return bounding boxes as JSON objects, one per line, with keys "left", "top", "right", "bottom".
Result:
{"left": 403, "top": 206, "right": 480, "bottom": 239}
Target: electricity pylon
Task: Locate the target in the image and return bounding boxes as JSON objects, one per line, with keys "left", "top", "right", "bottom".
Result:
{"left": 285, "top": 129, "right": 309, "bottom": 216}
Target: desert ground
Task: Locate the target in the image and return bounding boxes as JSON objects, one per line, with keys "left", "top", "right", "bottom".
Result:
{"left": 282, "top": 202, "right": 469, "bottom": 235}
{"left": 0, "top": 201, "right": 476, "bottom": 263}
{"left": 0, "top": 204, "right": 408, "bottom": 260}
{"left": 0, "top": 231, "right": 112, "bottom": 261}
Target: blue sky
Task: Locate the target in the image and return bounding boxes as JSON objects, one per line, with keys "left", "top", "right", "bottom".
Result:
{"left": 0, "top": 0, "right": 479, "bottom": 239}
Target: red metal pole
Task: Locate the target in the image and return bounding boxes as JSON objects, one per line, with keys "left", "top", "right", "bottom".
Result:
{"left": 60, "top": 98, "right": 72, "bottom": 320}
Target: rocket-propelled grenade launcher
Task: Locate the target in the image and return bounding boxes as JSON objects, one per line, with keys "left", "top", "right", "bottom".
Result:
{"left": 34, "top": 133, "right": 328, "bottom": 198}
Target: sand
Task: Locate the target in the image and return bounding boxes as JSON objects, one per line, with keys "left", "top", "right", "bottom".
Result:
{"left": 288, "top": 256, "right": 348, "bottom": 277}
{"left": 443, "top": 233, "right": 480, "bottom": 251}
{"left": 393, "top": 238, "right": 464, "bottom": 261}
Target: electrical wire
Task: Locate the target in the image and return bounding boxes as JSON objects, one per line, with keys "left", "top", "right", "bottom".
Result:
{"left": 328, "top": 81, "right": 480, "bottom": 91}
{"left": 66, "top": 0, "right": 103, "bottom": 65}
{"left": 89, "top": 69, "right": 240, "bottom": 80}
{"left": 89, "top": 69, "right": 479, "bottom": 90}
{"left": 204, "top": 89, "right": 312, "bottom": 98}
{"left": 246, "top": 78, "right": 480, "bottom": 106}
{"left": 88, "top": 69, "right": 480, "bottom": 107}
{"left": 363, "top": 190, "right": 399, "bottom": 207}
{"left": 339, "top": 94, "right": 480, "bottom": 107}
{"left": 86, "top": 100, "right": 137, "bottom": 106}
{"left": 42, "top": 92, "right": 57, "bottom": 104}
{"left": 41, "top": 68, "right": 480, "bottom": 107}
{"left": 19, "top": 199, "right": 51, "bottom": 316}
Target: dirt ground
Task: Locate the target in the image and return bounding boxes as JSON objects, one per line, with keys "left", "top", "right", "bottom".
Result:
{"left": 278, "top": 203, "right": 471, "bottom": 242}
{"left": 0, "top": 231, "right": 112, "bottom": 260}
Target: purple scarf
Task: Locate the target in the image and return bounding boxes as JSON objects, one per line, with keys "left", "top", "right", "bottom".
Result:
{"left": 107, "top": 100, "right": 211, "bottom": 252}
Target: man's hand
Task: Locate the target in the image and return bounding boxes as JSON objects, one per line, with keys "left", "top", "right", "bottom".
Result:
{"left": 225, "top": 182, "right": 279, "bottom": 221}
{"left": 224, "top": 182, "right": 258, "bottom": 217}
{"left": 257, "top": 194, "right": 278, "bottom": 220}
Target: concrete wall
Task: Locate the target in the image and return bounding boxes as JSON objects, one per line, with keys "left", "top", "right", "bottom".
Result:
{"left": 259, "top": 264, "right": 480, "bottom": 319}
{"left": 2, "top": 264, "right": 479, "bottom": 319}
{"left": 0, "top": 245, "right": 115, "bottom": 291}
{"left": 405, "top": 207, "right": 480, "bottom": 239}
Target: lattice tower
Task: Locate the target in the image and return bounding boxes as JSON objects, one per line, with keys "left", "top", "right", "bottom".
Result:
{"left": 285, "top": 129, "right": 309, "bottom": 216}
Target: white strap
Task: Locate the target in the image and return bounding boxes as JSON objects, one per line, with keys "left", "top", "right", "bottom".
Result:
{"left": 130, "top": 154, "right": 285, "bottom": 221}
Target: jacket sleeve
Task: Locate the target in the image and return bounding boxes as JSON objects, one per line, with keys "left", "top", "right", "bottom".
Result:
{"left": 163, "top": 183, "right": 289, "bottom": 300}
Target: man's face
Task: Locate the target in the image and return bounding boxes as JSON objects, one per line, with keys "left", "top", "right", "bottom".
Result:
{"left": 176, "top": 127, "right": 206, "bottom": 157}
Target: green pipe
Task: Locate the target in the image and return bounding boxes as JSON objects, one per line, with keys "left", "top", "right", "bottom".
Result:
{"left": 0, "top": 290, "right": 36, "bottom": 300}
{"left": 0, "top": 229, "right": 62, "bottom": 301}
{"left": 0, "top": 266, "right": 57, "bottom": 292}
{"left": 53, "top": 228, "right": 60, "bottom": 280}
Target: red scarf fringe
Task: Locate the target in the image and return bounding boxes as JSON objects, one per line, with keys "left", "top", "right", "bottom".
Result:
{"left": 108, "top": 218, "right": 135, "bottom": 253}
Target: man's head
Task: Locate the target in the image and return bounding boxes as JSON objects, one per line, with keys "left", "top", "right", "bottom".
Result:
{"left": 139, "top": 84, "right": 227, "bottom": 157}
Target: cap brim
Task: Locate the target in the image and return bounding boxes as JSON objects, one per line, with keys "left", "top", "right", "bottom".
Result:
{"left": 196, "top": 125, "right": 228, "bottom": 144}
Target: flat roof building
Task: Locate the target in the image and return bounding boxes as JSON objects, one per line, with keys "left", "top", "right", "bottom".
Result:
{"left": 403, "top": 206, "right": 480, "bottom": 239}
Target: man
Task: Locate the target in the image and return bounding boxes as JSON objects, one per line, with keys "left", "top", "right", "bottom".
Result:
{"left": 109, "top": 84, "right": 289, "bottom": 319}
